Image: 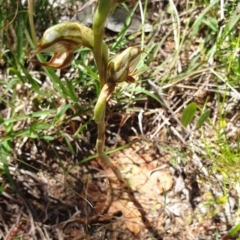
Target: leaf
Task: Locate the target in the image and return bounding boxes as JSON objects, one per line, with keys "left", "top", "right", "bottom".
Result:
{"left": 227, "top": 223, "right": 240, "bottom": 238}
{"left": 202, "top": 16, "right": 218, "bottom": 32}
{"left": 0, "top": 141, "right": 16, "bottom": 192}
{"left": 181, "top": 102, "right": 197, "bottom": 127}
{"left": 196, "top": 109, "right": 210, "bottom": 128}
{"left": 31, "top": 122, "right": 52, "bottom": 131}
{"left": 134, "top": 87, "right": 164, "bottom": 105}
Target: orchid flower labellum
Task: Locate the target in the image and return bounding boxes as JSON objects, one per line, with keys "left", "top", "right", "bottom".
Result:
{"left": 33, "top": 22, "right": 94, "bottom": 69}
{"left": 107, "top": 47, "right": 142, "bottom": 83}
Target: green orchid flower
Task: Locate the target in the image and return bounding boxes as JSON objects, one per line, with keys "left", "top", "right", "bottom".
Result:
{"left": 107, "top": 46, "right": 143, "bottom": 83}
{"left": 33, "top": 22, "right": 104, "bottom": 69}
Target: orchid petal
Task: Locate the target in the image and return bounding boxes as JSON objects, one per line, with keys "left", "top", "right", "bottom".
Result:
{"left": 39, "top": 52, "right": 74, "bottom": 69}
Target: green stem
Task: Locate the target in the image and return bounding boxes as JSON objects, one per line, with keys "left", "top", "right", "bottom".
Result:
{"left": 94, "top": 85, "right": 161, "bottom": 237}
{"left": 93, "top": 0, "right": 113, "bottom": 88}
{"left": 93, "top": 83, "right": 114, "bottom": 123}
{"left": 91, "top": 2, "right": 160, "bottom": 237}
{"left": 92, "top": 2, "right": 132, "bottom": 222}
{"left": 94, "top": 85, "right": 133, "bottom": 203}
{"left": 92, "top": 0, "right": 113, "bottom": 166}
